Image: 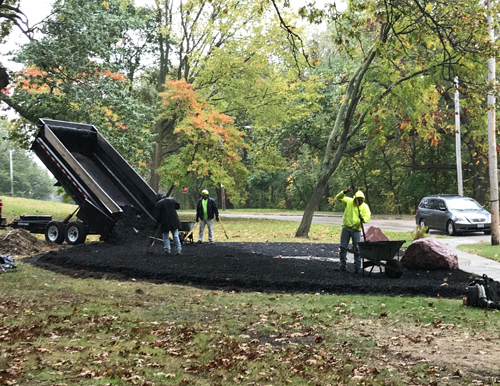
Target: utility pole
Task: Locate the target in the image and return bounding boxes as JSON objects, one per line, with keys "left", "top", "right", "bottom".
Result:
{"left": 220, "top": 183, "right": 226, "bottom": 211}
{"left": 454, "top": 77, "right": 463, "bottom": 197}
{"left": 9, "top": 149, "right": 14, "bottom": 196}
{"left": 487, "top": 0, "right": 499, "bottom": 245}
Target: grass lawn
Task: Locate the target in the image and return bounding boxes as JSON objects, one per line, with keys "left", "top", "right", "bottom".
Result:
{"left": 1, "top": 196, "right": 498, "bottom": 385}
{"left": 458, "top": 242, "right": 500, "bottom": 262}
{"left": 1, "top": 196, "right": 78, "bottom": 221}
{"left": 1, "top": 257, "right": 498, "bottom": 385}
{"left": 2, "top": 196, "right": 415, "bottom": 245}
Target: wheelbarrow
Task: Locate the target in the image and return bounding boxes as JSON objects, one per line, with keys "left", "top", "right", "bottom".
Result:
{"left": 357, "top": 240, "right": 405, "bottom": 278}
{"left": 179, "top": 221, "right": 196, "bottom": 244}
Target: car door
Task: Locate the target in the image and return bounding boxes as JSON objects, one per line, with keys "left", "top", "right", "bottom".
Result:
{"left": 434, "top": 199, "right": 449, "bottom": 231}
{"left": 424, "top": 199, "right": 437, "bottom": 228}
{"left": 416, "top": 198, "right": 429, "bottom": 225}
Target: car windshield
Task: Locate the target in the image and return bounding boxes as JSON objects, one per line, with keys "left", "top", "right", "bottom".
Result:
{"left": 447, "top": 198, "right": 483, "bottom": 211}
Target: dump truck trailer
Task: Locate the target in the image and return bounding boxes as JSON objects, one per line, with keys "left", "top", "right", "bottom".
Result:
{"left": 2, "top": 119, "right": 157, "bottom": 245}
{"left": 0, "top": 197, "right": 6, "bottom": 227}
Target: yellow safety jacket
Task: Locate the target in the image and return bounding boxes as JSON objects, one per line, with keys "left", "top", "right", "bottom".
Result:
{"left": 336, "top": 190, "right": 371, "bottom": 231}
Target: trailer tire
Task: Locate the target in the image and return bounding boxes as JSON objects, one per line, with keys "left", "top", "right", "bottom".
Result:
{"left": 385, "top": 260, "right": 403, "bottom": 279}
{"left": 45, "top": 221, "right": 65, "bottom": 244}
{"left": 65, "top": 221, "right": 87, "bottom": 245}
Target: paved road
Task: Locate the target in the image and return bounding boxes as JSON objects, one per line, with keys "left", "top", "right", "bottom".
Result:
{"left": 220, "top": 213, "right": 416, "bottom": 232}
{"left": 219, "top": 212, "right": 500, "bottom": 281}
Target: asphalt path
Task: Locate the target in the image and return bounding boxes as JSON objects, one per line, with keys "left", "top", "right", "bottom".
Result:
{"left": 219, "top": 212, "right": 416, "bottom": 232}
{"left": 218, "top": 212, "right": 500, "bottom": 281}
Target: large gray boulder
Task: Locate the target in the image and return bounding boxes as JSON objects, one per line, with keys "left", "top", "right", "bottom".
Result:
{"left": 401, "top": 237, "right": 459, "bottom": 270}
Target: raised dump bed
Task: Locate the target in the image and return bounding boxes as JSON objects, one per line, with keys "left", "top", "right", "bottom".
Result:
{"left": 14, "top": 118, "right": 158, "bottom": 244}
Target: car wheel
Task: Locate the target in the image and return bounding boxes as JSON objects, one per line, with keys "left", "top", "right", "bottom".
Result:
{"left": 419, "top": 218, "right": 429, "bottom": 233}
{"left": 45, "top": 221, "right": 65, "bottom": 244}
{"left": 65, "top": 221, "right": 87, "bottom": 245}
{"left": 484, "top": 230, "right": 491, "bottom": 235}
{"left": 446, "top": 221, "right": 456, "bottom": 236}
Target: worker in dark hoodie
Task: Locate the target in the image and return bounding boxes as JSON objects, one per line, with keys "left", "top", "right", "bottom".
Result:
{"left": 155, "top": 194, "right": 182, "bottom": 255}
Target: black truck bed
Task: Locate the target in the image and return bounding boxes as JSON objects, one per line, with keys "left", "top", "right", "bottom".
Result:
{"left": 30, "top": 119, "right": 157, "bottom": 238}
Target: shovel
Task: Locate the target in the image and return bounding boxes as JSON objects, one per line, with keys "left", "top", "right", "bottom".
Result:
{"left": 151, "top": 225, "right": 161, "bottom": 247}
{"left": 218, "top": 217, "right": 229, "bottom": 239}
{"left": 357, "top": 204, "right": 366, "bottom": 242}
{"left": 360, "top": 217, "right": 366, "bottom": 242}
{"left": 146, "top": 225, "right": 161, "bottom": 254}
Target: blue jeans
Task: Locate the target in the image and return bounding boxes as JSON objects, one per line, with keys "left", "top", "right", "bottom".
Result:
{"left": 339, "top": 228, "right": 361, "bottom": 270}
{"left": 162, "top": 229, "right": 181, "bottom": 253}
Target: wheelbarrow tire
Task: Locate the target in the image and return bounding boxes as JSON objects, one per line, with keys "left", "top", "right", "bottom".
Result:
{"left": 385, "top": 260, "right": 403, "bottom": 279}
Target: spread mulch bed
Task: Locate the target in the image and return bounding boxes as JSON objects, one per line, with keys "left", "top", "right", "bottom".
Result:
{"left": 11, "top": 208, "right": 471, "bottom": 299}
{"left": 22, "top": 207, "right": 474, "bottom": 298}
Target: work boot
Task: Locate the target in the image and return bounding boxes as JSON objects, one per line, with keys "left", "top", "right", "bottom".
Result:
{"left": 165, "top": 250, "right": 170, "bottom": 255}
{"left": 197, "top": 240, "right": 202, "bottom": 244}
{"left": 338, "top": 265, "right": 346, "bottom": 272}
{"left": 209, "top": 241, "right": 214, "bottom": 244}
{"left": 175, "top": 251, "right": 182, "bottom": 255}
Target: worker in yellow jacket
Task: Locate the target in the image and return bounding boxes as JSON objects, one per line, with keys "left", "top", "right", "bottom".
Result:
{"left": 336, "top": 186, "right": 371, "bottom": 273}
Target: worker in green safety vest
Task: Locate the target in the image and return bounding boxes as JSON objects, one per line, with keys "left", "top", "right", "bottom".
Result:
{"left": 336, "top": 186, "right": 371, "bottom": 273}
{"left": 196, "top": 189, "right": 219, "bottom": 244}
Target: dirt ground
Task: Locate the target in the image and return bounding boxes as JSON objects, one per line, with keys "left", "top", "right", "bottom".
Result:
{"left": 3, "top": 207, "right": 499, "bottom": 383}
{"left": 0, "top": 228, "right": 62, "bottom": 257}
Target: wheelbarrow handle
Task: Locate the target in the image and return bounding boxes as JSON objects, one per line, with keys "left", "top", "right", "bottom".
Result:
{"left": 182, "top": 222, "right": 198, "bottom": 245}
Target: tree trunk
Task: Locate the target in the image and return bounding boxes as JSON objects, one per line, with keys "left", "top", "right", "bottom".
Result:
{"left": 294, "top": 55, "right": 375, "bottom": 237}
{"left": 149, "top": 120, "right": 164, "bottom": 191}
{"left": 295, "top": 173, "right": 330, "bottom": 237}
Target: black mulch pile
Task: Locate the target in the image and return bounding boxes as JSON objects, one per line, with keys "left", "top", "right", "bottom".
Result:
{"left": 25, "top": 206, "right": 475, "bottom": 298}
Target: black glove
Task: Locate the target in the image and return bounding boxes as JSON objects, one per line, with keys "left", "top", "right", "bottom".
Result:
{"left": 216, "top": 217, "right": 219, "bottom": 222}
{"left": 344, "top": 185, "right": 353, "bottom": 194}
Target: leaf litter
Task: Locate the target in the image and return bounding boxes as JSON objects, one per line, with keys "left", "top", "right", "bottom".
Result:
{"left": 1, "top": 206, "right": 499, "bottom": 385}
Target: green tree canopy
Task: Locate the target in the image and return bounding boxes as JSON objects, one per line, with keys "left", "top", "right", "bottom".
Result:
{"left": 157, "top": 79, "right": 248, "bottom": 203}
{"left": 0, "top": 119, "right": 54, "bottom": 199}
{"left": 1, "top": 0, "right": 154, "bottom": 170}
{"left": 276, "top": 0, "right": 499, "bottom": 237}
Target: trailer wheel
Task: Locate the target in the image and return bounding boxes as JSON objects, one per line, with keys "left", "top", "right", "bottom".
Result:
{"left": 45, "top": 221, "right": 65, "bottom": 244}
{"left": 385, "top": 260, "right": 403, "bottom": 279}
{"left": 65, "top": 221, "right": 87, "bottom": 245}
